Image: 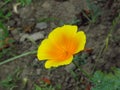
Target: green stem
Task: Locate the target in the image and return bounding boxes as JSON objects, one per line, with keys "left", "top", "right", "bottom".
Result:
{"left": 92, "top": 43, "right": 105, "bottom": 74}
{"left": 73, "top": 61, "right": 91, "bottom": 80}
{"left": 92, "top": 14, "right": 120, "bottom": 74}
{"left": 104, "top": 13, "right": 120, "bottom": 51}
{"left": 0, "top": 50, "right": 37, "bottom": 66}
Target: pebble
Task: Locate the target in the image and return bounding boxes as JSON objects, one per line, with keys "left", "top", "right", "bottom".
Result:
{"left": 36, "top": 69, "right": 41, "bottom": 75}
{"left": 19, "top": 6, "right": 33, "bottom": 19}
{"left": 35, "top": 22, "right": 47, "bottom": 30}
{"left": 20, "top": 31, "right": 44, "bottom": 42}
{"left": 42, "top": 1, "right": 51, "bottom": 9}
{"left": 29, "top": 32, "right": 44, "bottom": 40}
{"left": 65, "top": 63, "right": 76, "bottom": 73}
{"left": 10, "top": 28, "right": 21, "bottom": 41}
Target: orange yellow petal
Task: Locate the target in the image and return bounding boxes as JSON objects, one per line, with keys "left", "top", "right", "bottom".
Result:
{"left": 74, "top": 31, "right": 86, "bottom": 53}
{"left": 45, "top": 56, "right": 73, "bottom": 68}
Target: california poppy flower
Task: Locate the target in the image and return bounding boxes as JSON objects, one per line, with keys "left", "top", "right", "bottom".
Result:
{"left": 37, "top": 25, "right": 86, "bottom": 68}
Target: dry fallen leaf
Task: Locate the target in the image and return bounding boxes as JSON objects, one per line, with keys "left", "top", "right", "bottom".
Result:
{"left": 23, "top": 23, "right": 35, "bottom": 33}
{"left": 41, "top": 77, "right": 51, "bottom": 84}
{"left": 13, "top": 3, "right": 21, "bottom": 14}
{"left": 0, "top": 37, "right": 13, "bottom": 51}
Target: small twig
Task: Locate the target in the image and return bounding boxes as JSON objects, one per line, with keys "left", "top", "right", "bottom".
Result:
{"left": 13, "top": 3, "right": 21, "bottom": 14}
{"left": 0, "top": 50, "right": 37, "bottom": 66}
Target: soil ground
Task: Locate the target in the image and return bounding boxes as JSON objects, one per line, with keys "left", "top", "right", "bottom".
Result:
{"left": 0, "top": 0, "right": 120, "bottom": 90}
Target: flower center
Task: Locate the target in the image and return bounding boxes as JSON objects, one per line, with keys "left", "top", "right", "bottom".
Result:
{"left": 64, "top": 50, "right": 71, "bottom": 59}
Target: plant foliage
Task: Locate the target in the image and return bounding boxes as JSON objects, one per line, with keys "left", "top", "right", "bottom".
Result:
{"left": 91, "top": 68, "right": 120, "bottom": 90}
{"left": 17, "top": 0, "right": 32, "bottom": 6}
{"left": 0, "top": 68, "right": 21, "bottom": 90}
{"left": 86, "top": 0, "right": 101, "bottom": 23}
{"left": 34, "top": 84, "right": 55, "bottom": 90}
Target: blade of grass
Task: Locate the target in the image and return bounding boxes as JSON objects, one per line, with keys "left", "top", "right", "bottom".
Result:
{"left": 0, "top": 50, "right": 37, "bottom": 66}
{"left": 0, "top": 0, "right": 11, "bottom": 8}
{"left": 104, "top": 13, "right": 120, "bottom": 51}
{"left": 92, "top": 13, "right": 120, "bottom": 74}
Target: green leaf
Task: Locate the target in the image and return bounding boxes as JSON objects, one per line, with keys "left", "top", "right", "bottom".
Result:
{"left": 34, "top": 85, "right": 42, "bottom": 90}
{"left": 85, "top": 0, "right": 101, "bottom": 23}
{"left": 0, "top": 22, "right": 9, "bottom": 38}
{"left": 91, "top": 68, "right": 120, "bottom": 90}
{"left": 17, "top": 0, "right": 32, "bottom": 6}
{"left": 34, "top": 84, "right": 55, "bottom": 90}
